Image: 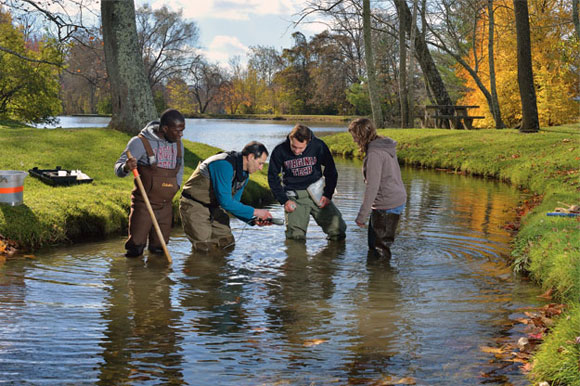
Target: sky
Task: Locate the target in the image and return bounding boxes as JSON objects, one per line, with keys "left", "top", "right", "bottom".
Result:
{"left": 141, "top": 0, "right": 326, "bottom": 66}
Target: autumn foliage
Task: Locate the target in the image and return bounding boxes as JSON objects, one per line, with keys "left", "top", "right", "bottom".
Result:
{"left": 458, "top": 0, "right": 579, "bottom": 128}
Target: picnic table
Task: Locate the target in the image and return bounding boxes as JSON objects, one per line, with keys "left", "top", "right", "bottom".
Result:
{"left": 423, "top": 105, "right": 484, "bottom": 130}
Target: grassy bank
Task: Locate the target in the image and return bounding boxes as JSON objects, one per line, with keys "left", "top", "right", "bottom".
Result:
{"left": 324, "top": 123, "right": 580, "bottom": 385}
{"left": 0, "top": 123, "right": 273, "bottom": 251}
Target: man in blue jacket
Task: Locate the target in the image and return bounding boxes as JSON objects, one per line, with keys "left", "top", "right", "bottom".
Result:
{"left": 268, "top": 124, "right": 346, "bottom": 240}
{"left": 179, "top": 141, "right": 272, "bottom": 251}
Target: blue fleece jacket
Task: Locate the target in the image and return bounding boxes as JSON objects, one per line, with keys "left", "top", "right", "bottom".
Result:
{"left": 208, "top": 159, "right": 253, "bottom": 222}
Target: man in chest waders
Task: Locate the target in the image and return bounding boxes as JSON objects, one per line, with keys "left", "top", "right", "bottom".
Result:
{"left": 268, "top": 124, "right": 346, "bottom": 241}
{"left": 115, "top": 109, "right": 185, "bottom": 258}
{"left": 179, "top": 141, "right": 273, "bottom": 252}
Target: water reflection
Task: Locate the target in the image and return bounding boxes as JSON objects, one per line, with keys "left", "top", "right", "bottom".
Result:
{"left": 0, "top": 162, "right": 544, "bottom": 385}
{"left": 179, "top": 249, "right": 249, "bottom": 336}
{"left": 345, "top": 258, "right": 404, "bottom": 384}
{"left": 265, "top": 240, "right": 344, "bottom": 340}
{"left": 98, "top": 258, "right": 184, "bottom": 385}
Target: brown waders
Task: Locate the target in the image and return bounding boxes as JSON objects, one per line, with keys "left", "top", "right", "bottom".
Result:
{"left": 368, "top": 210, "right": 400, "bottom": 259}
{"left": 285, "top": 189, "right": 346, "bottom": 240}
{"left": 125, "top": 136, "right": 181, "bottom": 257}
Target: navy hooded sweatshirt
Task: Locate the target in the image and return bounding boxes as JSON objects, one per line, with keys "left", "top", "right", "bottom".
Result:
{"left": 268, "top": 134, "right": 338, "bottom": 205}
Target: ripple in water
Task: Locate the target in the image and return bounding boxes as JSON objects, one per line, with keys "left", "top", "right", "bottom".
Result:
{"left": 0, "top": 163, "right": 544, "bottom": 385}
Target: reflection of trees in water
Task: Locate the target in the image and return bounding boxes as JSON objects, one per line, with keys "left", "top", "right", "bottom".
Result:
{"left": 342, "top": 258, "right": 407, "bottom": 382}
{"left": 264, "top": 240, "right": 344, "bottom": 348}
{"left": 179, "top": 249, "right": 248, "bottom": 335}
{"left": 404, "top": 166, "right": 519, "bottom": 244}
{"left": 97, "top": 258, "right": 184, "bottom": 385}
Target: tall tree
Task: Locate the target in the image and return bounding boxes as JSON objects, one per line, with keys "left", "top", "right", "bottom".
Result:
{"left": 0, "top": 8, "right": 62, "bottom": 123}
{"left": 101, "top": 0, "right": 157, "bottom": 134}
{"left": 513, "top": 0, "right": 539, "bottom": 132}
{"left": 573, "top": 0, "right": 580, "bottom": 39}
{"left": 458, "top": 0, "right": 578, "bottom": 127}
{"left": 426, "top": 0, "right": 504, "bottom": 128}
{"left": 135, "top": 4, "right": 199, "bottom": 89}
{"left": 396, "top": 0, "right": 409, "bottom": 128}
{"left": 60, "top": 31, "right": 108, "bottom": 114}
{"left": 362, "top": 0, "right": 383, "bottom": 126}
{"left": 487, "top": 0, "right": 505, "bottom": 128}
{"left": 188, "top": 58, "right": 226, "bottom": 113}
{"left": 394, "top": 0, "right": 453, "bottom": 113}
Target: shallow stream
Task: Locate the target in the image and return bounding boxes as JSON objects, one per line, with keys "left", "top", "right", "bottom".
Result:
{"left": 1, "top": 118, "right": 545, "bottom": 384}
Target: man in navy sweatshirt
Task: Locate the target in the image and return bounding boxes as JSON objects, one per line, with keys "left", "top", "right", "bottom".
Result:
{"left": 268, "top": 124, "right": 346, "bottom": 240}
{"left": 180, "top": 141, "right": 272, "bottom": 251}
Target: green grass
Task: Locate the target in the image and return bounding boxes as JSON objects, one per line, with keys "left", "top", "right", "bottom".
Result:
{"left": 0, "top": 124, "right": 273, "bottom": 250}
{"left": 531, "top": 306, "right": 580, "bottom": 386}
{"left": 324, "top": 122, "right": 580, "bottom": 385}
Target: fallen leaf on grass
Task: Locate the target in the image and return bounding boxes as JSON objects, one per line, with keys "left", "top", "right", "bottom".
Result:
{"left": 537, "top": 288, "right": 553, "bottom": 299}
{"left": 528, "top": 332, "right": 544, "bottom": 340}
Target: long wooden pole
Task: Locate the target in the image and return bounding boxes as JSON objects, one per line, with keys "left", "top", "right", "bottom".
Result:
{"left": 126, "top": 151, "right": 172, "bottom": 263}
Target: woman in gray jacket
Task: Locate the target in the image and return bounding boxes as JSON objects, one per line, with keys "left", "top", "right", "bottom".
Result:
{"left": 348, "top": 118, "right": 407, "bottom": 258}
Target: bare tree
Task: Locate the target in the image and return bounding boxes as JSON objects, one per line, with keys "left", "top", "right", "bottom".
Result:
{"left": 101, "top": 0, "right": 157, "bottom": 133}
{"left": 188, "top": 59, "right": 226, "bottom": 113}
{"left": 136, "top": 4, "right": 200, "bottom": 89}
{"left": 513, "top": 0, "right": 539, "bottom": 132}
{"left": 60, "top": 31, "right": 108, "bottom": 114}
{"left": 396, "top": 0, "right": 409, "bottom": 127}
{"left": 247, "top": 45, "right": 283, "bottom": 86}
{"left": 393, "top": 0, "right": 453, "bottom": 115}
{"left": 363, "top": 0, "right": 384, "bottom": 126}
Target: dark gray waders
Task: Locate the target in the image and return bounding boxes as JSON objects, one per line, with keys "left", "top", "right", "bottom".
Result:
{"left": 368, "top": 210, "right": 400, "bottom": 259}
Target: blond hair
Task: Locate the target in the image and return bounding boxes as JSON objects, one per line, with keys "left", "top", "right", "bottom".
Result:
{"left": 348, "top": 118, "right": 378, "bottom": 154}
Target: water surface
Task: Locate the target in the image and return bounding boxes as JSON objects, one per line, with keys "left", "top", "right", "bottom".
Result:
{"left": 0, "top": 159, "right": 543, "bottom": 385}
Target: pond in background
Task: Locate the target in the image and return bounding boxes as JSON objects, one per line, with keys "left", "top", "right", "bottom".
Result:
{"left": 0, "top": 158, "right": 543, "bottom": 385}
{"left": 34, "top": 116, "right": 347, "bottom": 157}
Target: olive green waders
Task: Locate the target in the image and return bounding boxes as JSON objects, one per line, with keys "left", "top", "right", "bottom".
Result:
{"left": 179, "top": 160, "right": 237, "bottom": 251}
{"left": 285, "top": 189, "right": 346, "bottom": 240}
{"left": 179, "top": 197, "right": 235, "bottom": 251}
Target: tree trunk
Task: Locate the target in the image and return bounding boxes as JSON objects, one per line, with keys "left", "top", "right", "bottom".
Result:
{"left": 101, "top": 0, "right": 157, "bottom": 134}
{"left": 397, "top": 5, "right": 409, "bottom": 129}
{"left": 513, "top": 0, "right": 539, "bottom": 132}
{"left": 487, "top": 0, "right": 505, "bottom": 129}
{"left": 573, "top": 0, "right": 580, "bottom": 40}
{"left": 406, "top": 0, "right": 419, "bottom": 128}
{"left": 362, "top": 0, "right": 384, "bottom": 127}
{"left": 395, "top": 0, "right": 453, "bottom": 114}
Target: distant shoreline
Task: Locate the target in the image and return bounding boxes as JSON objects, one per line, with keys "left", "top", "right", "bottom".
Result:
{"left": 66, "top": 113, "right": 359, "bottom": 124}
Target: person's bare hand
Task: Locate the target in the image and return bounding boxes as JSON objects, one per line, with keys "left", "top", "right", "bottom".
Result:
{"left": 355, "top": 220, "right": 366, "bottom": 228}
{"left": 284, "top": 200, "right": 297, "bottom": 213}
{"left": 319, "top": 196, "right": 330, "bottom": 208}
{"left": 253, "top": 209, "right": 272, "bottom": 220}
{"left": 125, "top": 156, "right": 137, "bottom": 172}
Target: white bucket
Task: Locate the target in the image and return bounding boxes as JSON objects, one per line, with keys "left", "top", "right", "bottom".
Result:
{"left": 0, "top": 171, "right": 28, "bottom": 206}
